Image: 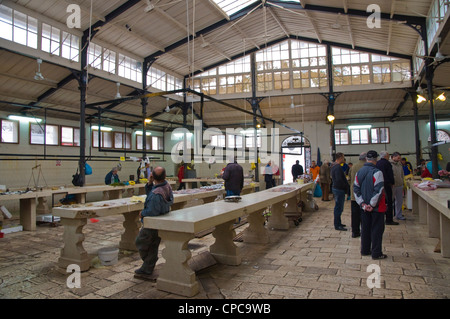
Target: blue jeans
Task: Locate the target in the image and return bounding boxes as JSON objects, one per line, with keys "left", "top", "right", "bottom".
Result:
{"left": 226, "top": 190, "right": 240, "bottom": 196}
{"left": 332, "top": 188, "right": 346, "bottom": 228}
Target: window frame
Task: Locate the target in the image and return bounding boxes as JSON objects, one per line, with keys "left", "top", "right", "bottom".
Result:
{"left": 30, "top": 123, "right": 59, "bottom": 146}
{"left": 0, "top": 119, "right": 20, "bottom": 144}
{"left": 334, "top": 129, "right": 349, "bottom": 145}
{"left": 60, "top": 125, "right": 80, "bottom": 147}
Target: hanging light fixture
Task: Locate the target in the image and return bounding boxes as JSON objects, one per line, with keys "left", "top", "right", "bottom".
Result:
{"left": 115, "top": 82, "right": 121, "bottom": 99}
{"left": 417, "top": 94, "right": 427, "bottom": 103}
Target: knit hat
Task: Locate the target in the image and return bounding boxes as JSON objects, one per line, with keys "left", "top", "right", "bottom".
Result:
{"left": 366, "top": 150, "right": 379, "bottom": 160}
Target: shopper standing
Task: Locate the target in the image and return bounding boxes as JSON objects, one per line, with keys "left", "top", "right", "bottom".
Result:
{"left": 376, "top": 151, "right": 398, "bottom": 225}
{"left": 390, "top": 152, "right": 405, "bottom": 220}
{"left": 330, "top": 152, "right": 349, "bottom": 231}
{"left": 222, "top": 156, "right": 244, "bottom": 196}
{"left": 291, "top": 160, "right": 304, "bottom": 182}
{"left": 319, "top": 160, "right": 331, "bottom": 201}
{"left": 349, "top": 152, "right": 366, "bottom": 238}
{"left": 354, "top": 150, "right": 387, "bottom": 260}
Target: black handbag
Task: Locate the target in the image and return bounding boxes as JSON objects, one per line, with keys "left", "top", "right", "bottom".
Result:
{"left": 72, "top": 168, "right": 83, "bottom": 186}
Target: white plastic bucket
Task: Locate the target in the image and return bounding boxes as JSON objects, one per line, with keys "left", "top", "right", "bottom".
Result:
{"left": 98, "top": 247, "right": 119, "bottom": 266}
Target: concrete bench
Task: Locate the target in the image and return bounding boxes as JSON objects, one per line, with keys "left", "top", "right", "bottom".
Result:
{"left": 143, "top": 182, "right": 313, "bottom": 297}
{"left": 409, "top": 181, "right": 450, "bottom": 257}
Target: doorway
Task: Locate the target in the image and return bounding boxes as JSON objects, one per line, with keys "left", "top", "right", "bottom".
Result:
{"left": 281, "top": 135, "right": 311, "bottom": 184}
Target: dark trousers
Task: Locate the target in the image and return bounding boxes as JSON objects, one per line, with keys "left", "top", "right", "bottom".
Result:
{"left": 361, "top": 210, "right": 385, "bottom": 258}
{"left": 351, "top": 200, "right": 362, "bottom": 235}
{"left": 177, "top": 182, "right": 185, "bottom": 190}
{"left": 332, "top": 188, "right": 346, "bottom": 228}
{"left": 384, "top": 185, "right": 394, "bottom": 222}
{"left": 135, "top": 228, "right": 161, "bottom": 273}
{"left": 321, "top": 183, "right": 330, "bottom": 200}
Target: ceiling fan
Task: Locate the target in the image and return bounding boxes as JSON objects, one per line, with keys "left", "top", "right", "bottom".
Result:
{"left": 290, "top": 95, "right": 304, "bottom": 108}
{"left": 34, "top": 59, "right": 45, "bottom": 81}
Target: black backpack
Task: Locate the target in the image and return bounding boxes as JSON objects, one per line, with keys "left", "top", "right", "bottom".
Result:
{"left": 72, "top": 169, "right": 83, "bottom": 187}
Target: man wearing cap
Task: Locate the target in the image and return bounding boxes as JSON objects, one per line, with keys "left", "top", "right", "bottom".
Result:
{"left": 376, "top": 151, "right": 398, "bottom": 225}
{"left": 349, "top": 152, "right": 366, "bottom": 238}
{"left": 354, "top": 150, "right": 388, "bottom": 260}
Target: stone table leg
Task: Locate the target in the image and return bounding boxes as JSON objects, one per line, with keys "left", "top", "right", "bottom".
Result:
{"left": 243, "top": 208, "right": 269, "bottom": 244}
{"left": 210, "top": 220, "right": 241, "bottom": 265}
{"left": 418, "top": 196, "right": 427, "bottom": 224}
{"left": 36, "top": 197, "right": 50, "bottom": 215}
{"left": 427, "top": 205, "right": 440, "bottom": 238}
{"left": 440, "top": 215, "right": 450, "bottom": 258}
{"left": 119, "top": 211, "right": 140, "bottom": 251}
{"left": 267, "top": 201, "right": 289, "bottom": 230}
{"left": 157, "top": 230, "right": 198, "bottom": 297}
{"left": 411, "top": 190, "right": 419, "bottom": 215}
{"left": 74, "top": 193, "right": 86, "bottom": 204}
{"left": 109, "top": 189, "right": 122, "bottom": 199}
{"left": 20, "top": 198, "right": 36, "bottom": 231}
{"left": 58, "top": 217, "right": 90, "bottom": 271}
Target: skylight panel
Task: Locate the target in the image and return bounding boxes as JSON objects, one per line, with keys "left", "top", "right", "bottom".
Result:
{"left": 211, "top": 0, "right": 259, "bottom": 17}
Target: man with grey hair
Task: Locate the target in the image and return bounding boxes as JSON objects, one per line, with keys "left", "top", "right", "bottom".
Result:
{"left": 349, "top": 152, "right": 367, "bottom": 238}
{"left": 376, "top": 151, "right": 398, "bottom": 225}
{"left": 105, "top": 166, "right": 120, "bottom": 185}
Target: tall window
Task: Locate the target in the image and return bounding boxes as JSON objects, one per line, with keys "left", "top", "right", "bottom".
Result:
{"left": 88, "top": 42, "right": 102, "bottom": 69}
{"left": 1, "top": 119, "right": 19, "bottom": 143}
{"left": 148, "top": 67, "right": 166, "bottom": 90}
{"left": 291, "top": 40, "right": 328, "bottom": 88}
{"left": 103, "top": 49, "right": 116, "bottom": 73}
{"left": 256, "top": 41, "right": 290, "bottom": 91}
{"left": 61, "top": 31, "right": 79, "bottom": 62}
{"left": 118, "top": 54, "right": 142, "bottom": 83}
{"left": 41, "top": 23, "right": 60, "bottom": 55}
{"left": 0, "top": 6, "right": 38, "bottom": 49}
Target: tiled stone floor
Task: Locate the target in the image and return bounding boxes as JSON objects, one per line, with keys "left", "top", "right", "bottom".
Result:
{"left": 0, "top": 199, "right": 449, "bottom": 299}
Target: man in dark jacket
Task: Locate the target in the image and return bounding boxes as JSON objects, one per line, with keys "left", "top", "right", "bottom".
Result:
{"left": 291, "top": 160, "right": 304, "bottom": 182}
{"left": 135, "top": 166, "right": 173, "bottom": 281}
{"left": 354, "top": 150, "right": 387, "bottom": 260}
{"left": 222, "top": 156, "right": 244, "bottom": 196}
{"left": 330, "top": 152, "right": 349, "bottom": 231}
{"left": 376, "top": 151, "right": 398, "bottom": 225}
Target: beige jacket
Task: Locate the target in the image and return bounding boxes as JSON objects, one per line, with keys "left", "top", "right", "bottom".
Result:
{"left": 319, "top": 164, "right": 331, "bottom": 184}
{"left": 390, "top": 159, "right": 404, "bottom": 187}
{"left": 349, "top": 160, "right": 365, "bottom": 201}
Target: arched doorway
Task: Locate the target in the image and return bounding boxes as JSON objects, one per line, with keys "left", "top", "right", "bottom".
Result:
{"left": 281, "top": 135, "right": 311, "bottom": 184}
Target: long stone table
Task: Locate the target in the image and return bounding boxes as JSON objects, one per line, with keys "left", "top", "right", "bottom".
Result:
{"left": 51, "top": 185, "right": 257, "bottom": 272}
{"left": 409, "top": 181, "right": 450, "bottom": 257}
{"left": 0, "top": 182, "right": 174, "bottom": 231}
{"left": 143, "top": 182, "right": 313, "bottom": 297}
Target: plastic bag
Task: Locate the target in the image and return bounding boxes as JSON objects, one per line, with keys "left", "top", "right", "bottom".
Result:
{"left": 85, "top": 163, "right": 92, "bottom": 175}
{"left": 314, "top": 183, "right": 322, "bottom": 197}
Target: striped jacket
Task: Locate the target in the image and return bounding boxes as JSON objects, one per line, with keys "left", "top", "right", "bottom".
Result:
{"left": 353, "top": 163, "right": 387, "bottom": 213}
